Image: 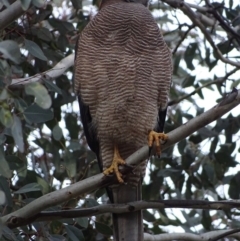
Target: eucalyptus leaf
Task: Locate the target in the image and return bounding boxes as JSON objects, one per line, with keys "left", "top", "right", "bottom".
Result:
{"left": 14, "top": 183, "right": 41, "bottom": 194}
{"left": 32, "top": 0, "right": 45, "bottom": 8}
{"left": 0, "top": 40, "right": 21, "bottom": 64}
{"left": 24, "top": 103, "right": 53, "bottom": 123}
{"left": 24, "top": 39, "right": 47, "bottom": 61}
{"left": 65, "top": 225, "right": 84, "bottom": 241}
{"left": 95, "top": 222, "right": 113, "bottom": 236}
{"left": 0, "top": 106, "right": 13, "bottom": 127}
{"left": 11, "top": 115, "right": 24, "bottom": 153}
{"left": 0, "top": 176, "right": 12, "bottom": 207}
{"left": 25, "top": 82, "right": 52, "bottom": 109}
{"left": 43, "top": 79, "right": 62, "bottom": 94}
{"left": 0, "top": 147, "right": 12, "bottom": 178}
{"left": 52, "top": 124, "right": 63, "bottom": 141}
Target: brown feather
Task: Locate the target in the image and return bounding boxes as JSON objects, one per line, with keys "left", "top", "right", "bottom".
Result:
{"left": 75, "top": 2, "right": 172, "bottom": 240}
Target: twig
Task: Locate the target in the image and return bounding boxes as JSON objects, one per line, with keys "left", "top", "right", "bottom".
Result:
{"left": 162, "top": 0, "right": 240, "bottom": 68}
{"left": 168, "top": 67, "right": 239, "bottom": 106}
{"left": 172, "top": 24, "right": 195, "bottom": 55}
{"left": 10, "top": 53, "right": 75, "bottom": 86}
{"left": 205, "top": 0, "right": 240, "bottom": 40}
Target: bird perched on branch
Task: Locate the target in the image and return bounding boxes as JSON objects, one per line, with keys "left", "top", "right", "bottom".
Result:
{"left": 74, "top": 0, "right": 172, "bottom": 240}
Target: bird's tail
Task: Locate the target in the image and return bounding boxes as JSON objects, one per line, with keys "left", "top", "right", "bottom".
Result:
{"left": 110, "top": 181, "right": 143, "bottom": 241}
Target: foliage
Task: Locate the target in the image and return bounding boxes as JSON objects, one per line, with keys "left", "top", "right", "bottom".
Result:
{"left": 0, "top": 0, "right": 239, "bottom": 240}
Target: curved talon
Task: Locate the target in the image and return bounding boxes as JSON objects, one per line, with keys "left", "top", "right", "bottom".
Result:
{"left": 103, "top": 145, "right": 125, "bottom": 183}
{"left": 148, "top": 130, "right": 168, "bottom": 156}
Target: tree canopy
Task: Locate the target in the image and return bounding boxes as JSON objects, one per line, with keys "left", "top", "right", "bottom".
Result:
{"left": 0, "top": 0, "right": 240, "bottom": 240}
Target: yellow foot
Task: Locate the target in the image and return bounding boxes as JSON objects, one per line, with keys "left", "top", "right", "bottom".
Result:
{"left": 103, "top": 145, "right": 125, "bottom": 183}
{"left": 148, "top": 130, "right": 168, "bottom": 156}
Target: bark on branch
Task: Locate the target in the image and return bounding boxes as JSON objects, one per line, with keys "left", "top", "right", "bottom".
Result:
{"left": 10, "top": 199, "right": 240, "bottom": 226}
{"left": 1, "top": 88, "right": 240, "bottom": 228}
{"left": 0, "top": 1, "right": 24, "bottom": 31}
{"left": 144, "top": 229, "right": 240, "bottom": 241}
{"left": 10, "top": 53, "right": 75, "bottom": 86}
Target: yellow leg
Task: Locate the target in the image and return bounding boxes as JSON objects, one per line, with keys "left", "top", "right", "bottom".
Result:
{"left": 103, "top": 145, "right": 126, "bottom": 183}
{"left": 148, "top": 130, "right": 168, "bottom": 156}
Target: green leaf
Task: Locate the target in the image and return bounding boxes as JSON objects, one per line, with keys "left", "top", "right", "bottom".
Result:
{"left": 0, "top": 133, "right": 6, "bottom": 145}
{"left": 182, "top": 75, "right": 196, "bottom": 88}
{"left": 0, "top": 60, "right": 12, "bottom": 86}
{"left": 37, "top": 27, "right": 52, "bottom": 42}
{"left": 57, "top": 34, "right": 69, "bottom": 52}
{"left": 143, "top": 210, "right": 156, "bottom": 222}
{"left": 20, "top": 0, "right": 31, "bottom": 10}
{"left": 76, "top": 217, "right": 88, "bottom": 229}
{"left": 32, "top": 0, "right": 45, "bottom": 8}
{"left": 0, "top": 107, "right": 13, "bottom": 127}
{"left": 201, "top": 210, "right": 212, "bottom": 230}
{"left": 184, "top": 43, "right": 197, "bottom": 70}
{"left": 65, "top": 225, "right": 84, "bottom": 241}
{"left": 65, "top": 114, "right": 80, "bottom": 139}
{"left": 231, "top": 79, "right": 240, "bottom": 89}
{"left": 11, "top": 115, "right": 24, "bottom": 153}
{"left": 6, "top": 155, "right": 27, "bottom": 172}
{"left": 43, "top": 79, "right": 62, "bottom": 94}
{"left": 36, "top": 176, "right": 50, "bottom": 194}
{"left": 0, "top": 40, "right": 21, "bottom": 64}
{"left": 52, "top": 124, "right": 63, "bottom": 141}
{"left": 0, "top": 176, "right": 13, "bottom": 207}
{"left": 158, "top": 168, "right": 182, "bottom": 177}
{"left": 95, "top": 222, "right": 113, "bottom": 236}
{"left": 25, "top": 82, "right": 52, "bottom": 109}
{"left": 85, "top": 198, "right": 99, "bottom": 207}
{"left": 217, "top": 40, "right": 234, "bottom": 55}
{"left": 178, "top": 139, "right": 187, "bottom": 155}
{"left": 232, "top": 15, "right": 240, "bottom": 27}
{"left": 24, "top": 103, "right": 53, "bottom": 123}
{"left": 2, "top": 225, "right": 18, "bottom": 241}
{"left": 0, "top": 147, "right": 12, "bottom": 178}
{"left": 173, "top": 54, "right": 181, "bottom": 75}
{"left": 24, "top": 39, "right": 47, "bottom": 61}
{"left": 64, "top": 151, "right": 76, "bottom": 178}
{"left": 48, "top": 19, "right": 75, "bottom": 35}
{"left": 0, "top": 89, "right": 9, "bottom": 100}
{"left": 14, "top": 183, "right": 41, "bottom": 194}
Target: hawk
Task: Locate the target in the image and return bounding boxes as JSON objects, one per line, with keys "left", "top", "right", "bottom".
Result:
{"left": 74, "top": 0, "right": 172, "bottom": 240}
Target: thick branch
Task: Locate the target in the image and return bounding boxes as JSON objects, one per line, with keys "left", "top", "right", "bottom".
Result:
{"left": 0, "top": 1, "right": 24, "bottom": 31}
{"left": 1, "top": 88, "right": 240, "bottom": 228}
{"left": 10, "top": 53, "right": 75, "bottom": 86}
{"left": 144, "top": 229, "right": 240, "bottom": 241}
{"left": 11, "top": 199, "right": 240, "bottom": 227}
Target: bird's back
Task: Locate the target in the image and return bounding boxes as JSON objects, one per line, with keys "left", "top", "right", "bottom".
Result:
{"left": 75, "top": 2, "right": 171, "bottom": 147}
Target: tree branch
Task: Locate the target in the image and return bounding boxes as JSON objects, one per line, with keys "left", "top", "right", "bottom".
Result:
{"left": 10, "top": 53, "right": 75, "bottom": 86}
{"left": 1, "top": 88, "right": 239, "bottom": 228}
{"left": 144, "top": 229, "right": 240, "bottom": 241}
{"left": 168, "top": 67, "right": 239, "bottom": 106}
{"left": 0, "top": 1, "right": 24, "bottom": 31}
{"left": 172, "top": 24, "right": 195, "bottom": 55}
{"left": 8, "top": 199, "right": 240, "bottom": 227}
{"left": 162, "top": 0, "right": 240, "bottom": 68}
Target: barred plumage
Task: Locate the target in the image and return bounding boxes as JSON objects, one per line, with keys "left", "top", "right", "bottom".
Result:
{"left": 75, "top": 2, "right": 172, "bottom": 241}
